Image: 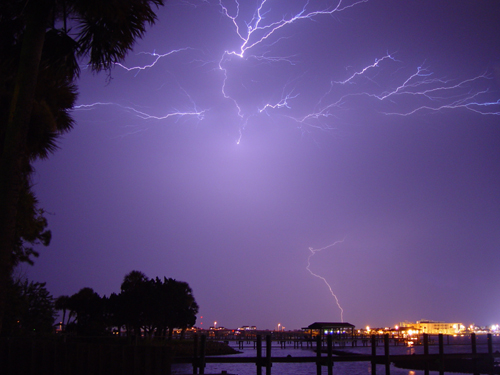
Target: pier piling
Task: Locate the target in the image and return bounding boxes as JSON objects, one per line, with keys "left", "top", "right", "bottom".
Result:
{"left": 371, "top": 334, "right": 377, "bottom": 375}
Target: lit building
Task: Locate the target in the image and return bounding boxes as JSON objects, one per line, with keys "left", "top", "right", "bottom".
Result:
{"left": 399, "top": 320, "right": 465, "bottom": 335}
{"left": 302, "top": 322, "right": 355, "bottom": 340}
{"left": 237, "top": 326, "right": 257, "bottom": 331}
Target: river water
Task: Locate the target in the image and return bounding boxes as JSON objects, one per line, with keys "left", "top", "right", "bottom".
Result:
{"left": 171, "top": 335, "right": 500, "bottom": 375}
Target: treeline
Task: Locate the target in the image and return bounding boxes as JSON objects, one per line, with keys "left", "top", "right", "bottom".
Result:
{"left": 3, "top": 270, "right": 198, "bottom": 340}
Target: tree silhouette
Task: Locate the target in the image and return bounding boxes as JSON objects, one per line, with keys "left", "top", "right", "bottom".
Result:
{"left": 54, "top": 295, "right": 71, "bottom": 329}
{"left": 160, "top": 278, "right": 199, "bottom": 339}
{"left": 119, "top": 270, "right": 150, "bottom": 340}
{"left": 53, "top": 271, "right": 198, "bottom": 338}
{"left": 112, "top": 271, "right": 199, "bottom": 340}
{"left": 0, "top": 0, "right": 164, "bottom": 334}
{"left": 2, "top": 278, "right": 56, "bottom": 336}
{"left": 65, "top": 287, "right": 106, "bottom": 336}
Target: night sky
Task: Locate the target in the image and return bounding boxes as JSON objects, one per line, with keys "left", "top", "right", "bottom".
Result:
{"left": 25, "top": 0, "right": 500, "bottom": 330}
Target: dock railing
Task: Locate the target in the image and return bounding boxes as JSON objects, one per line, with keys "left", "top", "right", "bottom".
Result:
{"left": 188, "top": 333, "right": 497, "bottom": 375}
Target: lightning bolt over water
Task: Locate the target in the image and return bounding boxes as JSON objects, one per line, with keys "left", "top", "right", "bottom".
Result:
{"left": 306, "top": 239, "right": 345, "bottom": 322}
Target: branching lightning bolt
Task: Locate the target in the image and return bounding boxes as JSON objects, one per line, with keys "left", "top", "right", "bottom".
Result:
{"left": 74, "top": 102, "right": 205, "bottom": 121}
{"left": 306, "top": 239, "right": 346, "bottom": 322}
{"left": 73, "top": 84, "right": 206, "bottom": 124}
{"left": 114, "top": 48, "right": 193, "bottom": 75}
{"left": 282, "top": 57, "right": 500, "bottom": 128}
{"left": 74, "top": 44, "right": 207, "bottom": 134}
{"left": 218, "top": 0, "right": 369, "bottom": 58}
{"left": 72, "top": 0, "right": 500, "bottom": 142}
{"left": 332, "top": 54, "right": 398, "bottom": 85}
{"left": 217, "top": 0, "right": 370, "bottom": 142}
{"left": 259, "top": 89, "right": 298, "bottom": 114}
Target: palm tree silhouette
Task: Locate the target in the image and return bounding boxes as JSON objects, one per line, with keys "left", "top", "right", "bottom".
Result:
{"left": 0, "top": 0, "right": 164, "bottom": 334}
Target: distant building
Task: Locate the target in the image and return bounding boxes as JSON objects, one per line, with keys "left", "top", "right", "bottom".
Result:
{"left": 238, "top": 326, "right": 257, "bottom": 331}
{"left": 302, "top": 322, "right": 355, "bottom": 339}
{"left": 399, "top": 320, "right": 465, "bottom": 335}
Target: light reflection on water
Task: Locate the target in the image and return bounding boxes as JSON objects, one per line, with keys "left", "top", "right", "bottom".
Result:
{"left": 172, "top": 337, "right": 500, "bottom": 375}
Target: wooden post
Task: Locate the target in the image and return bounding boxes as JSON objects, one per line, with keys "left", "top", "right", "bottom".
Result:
{"left": 487, "top": 333, "right": 494, "bottom": 375}
{"left": 423, "top": 334, "right": 429, "bottom": 375}
{"left": 266, "top": 335, "right": 272, "bottom": 375}
{"left": 471, "top": 332, "right": 477, "bottom": 375}
{"left": 193, "top": 334, "right": 198, "bottom": 374}
{"left": 199, "top": 335, "right": 206, "bottom": 375}
{"left": 257, "top": 335, "right": 262, "bottom": 375}
{"left": 316, "top": 335, "right": 322, "bottom": 375}
{"left": 371, "top": 334, "right": 377, "bottom": 375}
{"left": 471, "top": 332, "right": 477, "bottom": 354}
{"left": 438, "top": 334, "right": 444, "bottom": 375}
{"left": 327, "top": 334, "right": 333, "bottom": 375}
{"left": 384, "top": 334, "right": 390, "bottom": 375}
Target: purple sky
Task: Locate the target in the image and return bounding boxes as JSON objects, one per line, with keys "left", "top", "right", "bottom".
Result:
{"left": 26, "top": 0, "right": 500, "bottom": 330}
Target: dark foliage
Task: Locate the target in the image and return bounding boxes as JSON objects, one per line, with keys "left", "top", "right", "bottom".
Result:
{"left": 117, "top": 272, "right": 199, "bottom": 339}
{"left": 2, "top": 278, "right": 56, "bottom": 336}
{"left": 0, "top": 0, "right": 163, "bottom": 277}
{"left": 55, "top": 271, "right": 199, "bottom": 339}
{"left": 64, "top": 287, "right": 108, "bottom": 335}
{"left": 0, "top": 0, "right": 164, "bottom": 334}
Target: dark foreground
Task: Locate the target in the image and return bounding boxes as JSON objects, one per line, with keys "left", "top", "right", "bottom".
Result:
{"left": 2, "top": 333, "right": 499, "bottom": 375}
{"left": 0, "top": 337, "right": 239, "bottom": 375}
{"left": 393, "top": 355, "right": 500, "bottom": 374}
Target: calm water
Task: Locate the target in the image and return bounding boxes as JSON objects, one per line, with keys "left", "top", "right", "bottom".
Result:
{"left": 172, "top": 336, "right": 500, "bottom": 375}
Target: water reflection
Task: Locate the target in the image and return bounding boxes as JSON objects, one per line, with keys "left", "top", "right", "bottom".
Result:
{"left": 172, "top": 337, "right": 500, "bottom": 375}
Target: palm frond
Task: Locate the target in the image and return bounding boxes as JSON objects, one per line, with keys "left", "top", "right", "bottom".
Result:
{"left": 73, "top": 0, "right": 164, "bottom": 71}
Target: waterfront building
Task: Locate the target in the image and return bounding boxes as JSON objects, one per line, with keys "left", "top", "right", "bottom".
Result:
{"left": 399, "top": 320, "right": 465, "bottom": 335}
{"left": 302, "top": 322, "right": 355, "bottom": 340}
{"left": 237, "top": 325, "right": 257, "bottom": 331}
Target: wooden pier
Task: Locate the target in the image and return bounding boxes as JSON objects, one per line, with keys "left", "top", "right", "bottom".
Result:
{"left": 189, "top": 333, "right": 498, "bottom": 375}
{"left": 203, "top": 328, "right": 423, "bottom": 349}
